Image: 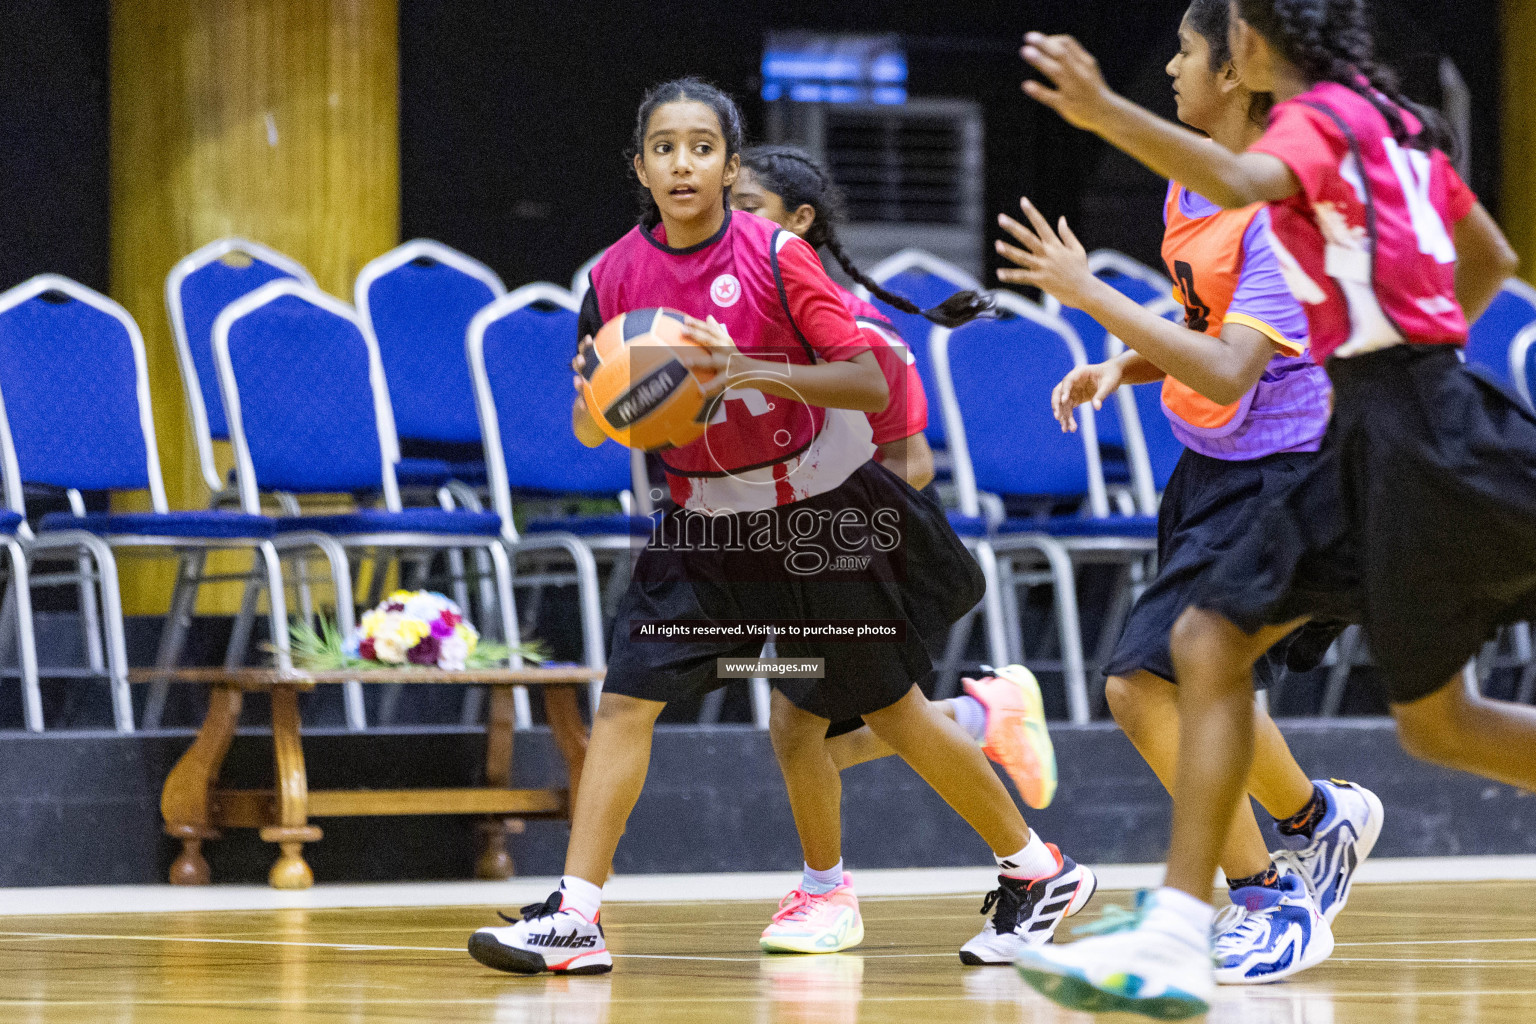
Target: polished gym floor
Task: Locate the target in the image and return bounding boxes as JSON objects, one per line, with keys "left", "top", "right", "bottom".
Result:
{"left": 0, "top": 878, "right": 1531, "bottom": 1022}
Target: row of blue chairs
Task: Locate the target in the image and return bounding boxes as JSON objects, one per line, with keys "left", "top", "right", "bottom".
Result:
{"left": 4, "top": 238, "right": 1531, "bottom": 732}
{"left": 0, "top": 243, "right": 632, "bottom": 732}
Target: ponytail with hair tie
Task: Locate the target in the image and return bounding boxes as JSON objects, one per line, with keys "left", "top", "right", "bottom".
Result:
{"left": 741, "top": 145, "right": 996, "bottom": 328}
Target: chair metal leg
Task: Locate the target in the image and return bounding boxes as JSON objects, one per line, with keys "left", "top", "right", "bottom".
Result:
{"left": 144, "top": 550, "right": 206, "bottom": 730}
{"left": 258, "top": 541, "right": 292, "bottom": 672}
{"left": 995, "top": 554, "right": 1026, "bottom": 665}
{"left": 224, "top": 573, "right": 261, "bottom": 670}
{"left": 697, "top": 687, "right": 726, "bottom": 724}
{"left": 276, "top": 531, "right": 362, "bottom": 729}
{"left": 76, "top": 549, "right": 106, "bottom": 677}
{"left": 934, "top": 608, "right": 978, "bottom": 700}
{"left": 751, "top": 678, "right": 771, "bottom": 729}
{"left": 1320, "top": 625, "right": 1362, "bottom": 717}
{"left": 508, "top": 534, "right": 606, "bottom": 714}
{"left": 4, "top": 540, "right": 41, "bottom": 732}
{"left": 971, "top": 541, "right": 1011, "bottom": 671}
{"left": 1037, "top": 541, "right": 1090, "bottom": 724}
{"left": 486, "top": 541, "right": 531, "bottom": 730}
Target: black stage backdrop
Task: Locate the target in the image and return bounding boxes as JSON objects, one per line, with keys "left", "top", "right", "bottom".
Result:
{"left": 400, "top": 0, "right": 1502, "bottom": 292}
{"left": 0, "top": 1, "right": 1505, "bottom": 321}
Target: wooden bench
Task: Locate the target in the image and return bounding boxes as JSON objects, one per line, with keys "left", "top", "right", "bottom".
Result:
{"left": 142, "top": 667, "right": 598, "bottom": 889}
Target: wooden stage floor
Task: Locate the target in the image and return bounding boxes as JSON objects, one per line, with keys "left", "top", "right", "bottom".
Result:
{"left": 1, "top": 880, "right": 1531, "bottom": 1022}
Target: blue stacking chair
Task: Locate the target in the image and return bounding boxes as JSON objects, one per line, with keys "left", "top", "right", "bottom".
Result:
{"left": 1104, "top": 297, "right": 1189, "bottom": 513}
{"left": 0, "top": 275, "right": 344, "bottom": 732}
{"left": 167, "top": 237, "right": 318, "bottom": 498}
{"left": 470, "top": 285, "right": 634, "bottom": 711}
{"left": 0, "top": 409, "right": 38, "bottom": 731}
{"left": 570, "top": 250, "right": 606, "bottom": 305}
{"left": 354, "top": 239, "right": 505, "bottom": 491}
{"left": 1468, "top": 278, "right": 1536, "bottom": 388}
{"left": 932, "top": 290, "right": 1158, "bottom": 722}
{"left": 213, "top": 280, "right": 529, "bottom": 725}
{"left": 1511, "top": 321, "right": 1536, "bottom": 410}
{"left": 1041, "top": 250, "right": 1177, "bottom": 499}
{"left": 856, "top": 249, "right": 985, "bottom": 453}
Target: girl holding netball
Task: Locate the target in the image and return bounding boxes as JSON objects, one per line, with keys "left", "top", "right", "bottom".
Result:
{"left": 1012, "top": 0, "right": 1531, "bottom": 1016}
{"left": 732, "top": 144, "right": 1065, "bottom": 963}
{"left": 998, "top": 0, "right": 1381, "bottom": 985}
{"left": 469, "top": 79, "right": 1092, "bottom": 975}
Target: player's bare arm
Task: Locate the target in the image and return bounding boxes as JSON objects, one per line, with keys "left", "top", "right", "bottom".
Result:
{"left": 1020, "top": 32, "right": 1298, "bottom": 209}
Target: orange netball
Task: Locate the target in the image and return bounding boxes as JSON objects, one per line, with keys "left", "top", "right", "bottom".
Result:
{"left": 580, "top": 307, "right": 718, "bottom": 451}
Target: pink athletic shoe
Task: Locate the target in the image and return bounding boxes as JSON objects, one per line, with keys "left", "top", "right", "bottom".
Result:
{"left": 760, "top": 874, "right": 865, "bottom": 953}
{"left": 963, "top": 665, "right": 1058, "bottom": 809}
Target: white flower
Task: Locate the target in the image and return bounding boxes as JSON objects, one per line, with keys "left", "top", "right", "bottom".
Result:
{"left": 373, "top": 634, "right": 408, "bottom": 664}
{"left": 403, "top": 590, "right": 456, "bottom": 623}
{"left": 437, "top": 633, "right": 469, "bottom": 671}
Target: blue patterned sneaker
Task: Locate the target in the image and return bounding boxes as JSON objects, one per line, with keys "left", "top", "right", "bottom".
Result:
{"left": 1212, "top": 871, "right": 1334, "bottom": 984}
{"left": 1015, "top": 890, "right": 1215, "bottom": 1021}
{"left": 1274, "top": 779, "right": 1383, "bottom": 923}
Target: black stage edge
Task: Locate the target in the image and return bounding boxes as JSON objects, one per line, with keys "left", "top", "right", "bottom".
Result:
{"left": 3, "top": 721, "right": 1533, "bottom": 888}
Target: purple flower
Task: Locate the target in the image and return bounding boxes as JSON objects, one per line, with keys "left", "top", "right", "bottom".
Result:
{"left": 406, "top": 634, "right": 441, "bottom": 666}
{"left": 431, "top": 616, "right": 455, "bottom": 639}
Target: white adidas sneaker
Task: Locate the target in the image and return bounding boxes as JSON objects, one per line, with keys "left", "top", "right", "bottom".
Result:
{"left": 468, "top": 891, "right": 613, "bottom": 975}
{"left": 1015, "top": 889, "right": 1216, "bottom": 1020}
{"left": 1213, "top": 870, "right": 1334, "bottom": 984}
{"left": 959, "top": 844, "right": 1097, "bottom": 965}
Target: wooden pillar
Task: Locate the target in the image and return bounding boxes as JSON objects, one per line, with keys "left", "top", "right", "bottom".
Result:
{"left": 110, "top": 2, "right": 399, "bottom": 613}
{"left": 1504, "top": 0, "right": 1536, "bottom": 284}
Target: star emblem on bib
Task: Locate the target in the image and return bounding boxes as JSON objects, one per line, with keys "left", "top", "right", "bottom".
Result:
{"left": 710, "top": 274, "right": 741, "bottom": 307}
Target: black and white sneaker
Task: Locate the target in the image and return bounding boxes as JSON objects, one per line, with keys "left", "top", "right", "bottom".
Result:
{"left": 468, "top": 891, "right": 613, "bottom": 975}
{"left": 959, "top": 844, "right": 1097, "bottom": 965}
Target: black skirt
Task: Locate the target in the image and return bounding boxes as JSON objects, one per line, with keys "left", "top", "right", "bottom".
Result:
{"left": 602, "top": 460, "right": 985, "bottom": 722}
{"left": 1194, "top": 346, "right": 1536, "bottom": 704}
{"left": 1104, "top": 447, "right": 1315, "bottom": 689}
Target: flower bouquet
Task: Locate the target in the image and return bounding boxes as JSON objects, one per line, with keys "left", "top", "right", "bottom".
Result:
{"left": 288, "top": 590, "right": 545, "bottom": 670}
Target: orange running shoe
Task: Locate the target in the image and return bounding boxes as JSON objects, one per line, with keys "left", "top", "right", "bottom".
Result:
{"left": 963, "top": 665, "right": 1057, "bottom": 809}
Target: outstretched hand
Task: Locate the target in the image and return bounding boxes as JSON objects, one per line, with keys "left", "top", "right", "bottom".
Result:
{"left": 1050, "top": 361, "right": 1123, "bottom": 433}
{"left": 995, "top": 198, "right": 1094, "bottom": 309}
{"left": 1020, "top": 32, "right": 1119, "bottom": 134}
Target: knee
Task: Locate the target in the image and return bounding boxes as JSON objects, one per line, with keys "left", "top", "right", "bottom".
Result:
{"left": 769, "top": 701, "right": 827, "bottom": 761}
{"left": 1169, "top": 608, "right": 1247, "bottom": 686}
{"left": 1393, "top": 694, "right": 1473, "bottom": 767}
{"left": 1104, "top": 674, "right": 1139, "bottom": 726}
{"left": 592, "top": 692, "right": 662, "bottom": 733}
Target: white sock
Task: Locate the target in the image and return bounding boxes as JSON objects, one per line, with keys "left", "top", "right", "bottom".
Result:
{"left": 559, "top": 875, "right": 603, "bottom": 920}
{"left": 802, "top": 860, "right": 844, "bottom": 894}
{"left": 996, "top": 830, "right": 1059, "bottom": 879}
{"left": 948, "top": 695, "right": 988, "bottom": 741}
{"left": 1146, "top": 886, "right": 1215, "bottom": 941}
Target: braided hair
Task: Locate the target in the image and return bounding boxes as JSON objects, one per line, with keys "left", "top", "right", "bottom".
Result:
{"left": 1236, "top": 0, "right": 1455, "bottom": 156}
{"left": 740, "top": 145, "right": 994, "bottom": 328}
{"left": 630, "top": 78, "right": 745, "bottom": 230}
{"left": 1184, "top": 0, "right": 1273, "bottom": 127}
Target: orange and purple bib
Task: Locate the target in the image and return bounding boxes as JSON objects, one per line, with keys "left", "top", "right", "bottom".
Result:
{"left": 1158, "top": 183, "right": 1330, "bottom": 460}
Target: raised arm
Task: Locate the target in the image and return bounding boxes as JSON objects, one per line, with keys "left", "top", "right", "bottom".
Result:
{"left": 1020, "top": 33, "right": 1298, "bottom": 209}
{"left": 998, "top": 201, "right": 1275, "bottom": 406}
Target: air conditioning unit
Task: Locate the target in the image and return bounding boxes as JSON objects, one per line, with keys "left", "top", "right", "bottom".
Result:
{"left": 767, "top": 97, "right": 985, "bottom": 282}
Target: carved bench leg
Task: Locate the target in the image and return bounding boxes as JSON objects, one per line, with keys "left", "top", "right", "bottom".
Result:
{"left": 477, "top": 685, "right": 518, "bottom": 879}
{"left": 162, "top": 683, "right": 243, "bottom": 885}
{"left": 545, "top": 684, "right": 588, "bottom": 811}
{"left": 264, "top": 685, "right": 321, "bottom": 889}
